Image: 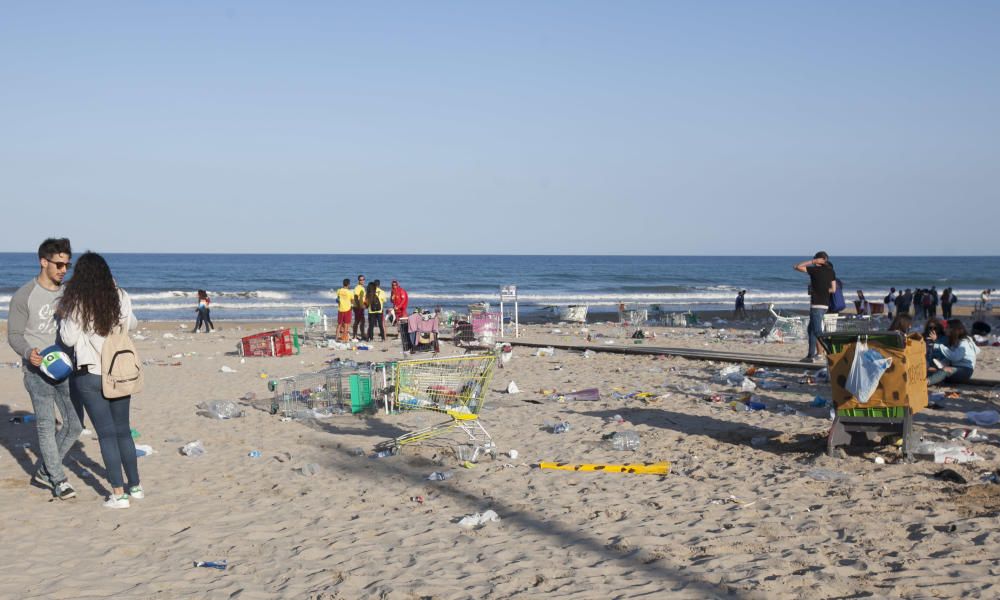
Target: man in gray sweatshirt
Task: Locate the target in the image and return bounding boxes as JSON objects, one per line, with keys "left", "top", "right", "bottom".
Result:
{"left": 7, "top": 238, "right": 81, "bottom": 500}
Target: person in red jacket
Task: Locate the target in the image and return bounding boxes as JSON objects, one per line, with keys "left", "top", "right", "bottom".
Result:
{"left": 390, "top": 280, "right": 408, "bottom": 320}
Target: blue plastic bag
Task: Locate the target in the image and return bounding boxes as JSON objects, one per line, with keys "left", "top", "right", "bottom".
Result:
{"left": 844, "top": 341, "right": 892, "bottom": 404}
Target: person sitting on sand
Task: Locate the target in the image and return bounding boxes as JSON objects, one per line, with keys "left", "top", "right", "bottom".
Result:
{"left": 926, "top": 319, "right": 979, "bottom": 386}
{"left": 888, "top": 313, "right": 912, "bottom": 334}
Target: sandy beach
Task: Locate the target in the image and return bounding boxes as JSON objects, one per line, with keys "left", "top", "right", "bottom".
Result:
{"left": 2, "top": 314, "right": 1000, "bottom": 599}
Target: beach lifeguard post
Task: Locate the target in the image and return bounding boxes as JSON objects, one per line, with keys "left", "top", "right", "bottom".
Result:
{"left": 499, "top": 284, "right": 519, "bottom": 338}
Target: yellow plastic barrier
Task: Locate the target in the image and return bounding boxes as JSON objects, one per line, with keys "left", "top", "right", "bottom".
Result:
{"left": 538, "top": 461, "right": 669, "bottom": 475}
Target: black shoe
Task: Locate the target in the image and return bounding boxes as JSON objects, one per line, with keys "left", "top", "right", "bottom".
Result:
{"left": 33, "top": 467, "right": 54, "bottom": 490}
{"left": 54, "top": 480, "right": 77, "bottom": 500}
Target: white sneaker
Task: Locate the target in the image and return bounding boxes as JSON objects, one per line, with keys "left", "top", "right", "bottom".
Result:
{"left": 103, "top": 494, "right": 130, "bottom": 509}
{"left": 80, "top": 428, "right": 93, "bottom": 437}
{"left": 127, "top": 485, "right": 144, "bottom": 499}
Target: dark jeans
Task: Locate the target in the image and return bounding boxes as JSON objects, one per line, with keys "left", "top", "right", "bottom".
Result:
{"left": 352, "top": 308, "right": 366, "bottom": 338}
{"left": 194, "top": 307, "right": 213, "bottom": 332}
{"left": 928, "top": 366, "right": 974, "bottom": 386}
{"left": 807, "top": 307, "right": 826, "bottom": 358}
{"left": 942, "top": 303, "right": 953, "bottom": 319}
{"left": 367, "top": 312, "right": 385, "bottom": 341}
{"left": 71, "top": 372, "right": 139, "bottom": 490}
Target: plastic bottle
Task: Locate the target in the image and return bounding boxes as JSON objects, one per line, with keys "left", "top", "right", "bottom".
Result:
{"left": 373, "top": 449, "right": 394, "bottom": 458}
{"left": 609, "top": 430, "right": 640, "bottom": 451}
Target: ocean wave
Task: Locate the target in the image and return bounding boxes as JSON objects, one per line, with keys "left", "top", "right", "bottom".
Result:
{"left": 130, "top": 290, "right": 291, "bottom": 301}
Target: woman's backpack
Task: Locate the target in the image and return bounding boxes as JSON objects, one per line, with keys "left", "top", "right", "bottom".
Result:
{"left": 102, "top": 324, "right": 144, "bottom": 398}
{"left": 369, "top": 292, "right": 382, "bottom": 312}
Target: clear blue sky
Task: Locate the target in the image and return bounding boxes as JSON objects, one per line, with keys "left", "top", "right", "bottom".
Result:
{"left": 2, "top": 2, "right": 998, "bottom": 255}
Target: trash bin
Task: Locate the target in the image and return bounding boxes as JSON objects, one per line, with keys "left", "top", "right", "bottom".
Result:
{"left": 820, "top": 332, "right": 928, "bottom": 459}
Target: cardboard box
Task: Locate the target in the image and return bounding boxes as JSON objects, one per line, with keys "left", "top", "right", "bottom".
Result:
{"left": 828, "top": 333, "right": 927, "bottom": 413}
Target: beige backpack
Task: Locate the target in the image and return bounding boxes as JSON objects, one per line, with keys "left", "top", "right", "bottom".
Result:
{"left": 101, "top": 324, "right": 144, "bottom": 398}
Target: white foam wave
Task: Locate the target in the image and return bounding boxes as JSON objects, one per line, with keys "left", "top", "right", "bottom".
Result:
{"left": 130, "top": 290, "right": 291, "bottom": 301}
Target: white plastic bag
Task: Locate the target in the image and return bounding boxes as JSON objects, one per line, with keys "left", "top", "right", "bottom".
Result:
{"left": 844, "top": 341, "right": 892, "bottom": 404}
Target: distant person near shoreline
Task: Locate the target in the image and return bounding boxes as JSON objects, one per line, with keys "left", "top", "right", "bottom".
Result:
{"left": 336, "top": 279, "right": 352, "bottom": 342}
{"left": 193, "top": 290, "right": 214, "bottom": 333}
{"left": 794, "top": 251, "right": 837, "bottom": 363}
{"left": 352, "top": 275, "right": 367, "bottom": 341}
{"left": 733, "top": 290, "right": 747, "bottom": 320}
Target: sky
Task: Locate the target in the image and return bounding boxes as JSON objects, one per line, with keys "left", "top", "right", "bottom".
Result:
{"left": 1, "top": 2, "right": 998, "bottom": 255}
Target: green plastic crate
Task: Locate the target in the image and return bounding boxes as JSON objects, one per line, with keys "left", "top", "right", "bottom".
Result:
{"left": 349, "top": 374, "right": 372, "bottom": 413}
{"left": 837, "top": 406, "right": 905, "bottom": 418}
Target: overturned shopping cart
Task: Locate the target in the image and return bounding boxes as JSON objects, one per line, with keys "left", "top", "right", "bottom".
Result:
{"left": 376, "top": 354, "right": 497, "bottom": 459}
{"left": 762, "top": 305, "right": 807, "bottom": 342}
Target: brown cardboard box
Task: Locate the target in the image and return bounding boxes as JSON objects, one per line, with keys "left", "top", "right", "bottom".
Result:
{"left": 828, "top": 333, "right": 928, "bottom": 413}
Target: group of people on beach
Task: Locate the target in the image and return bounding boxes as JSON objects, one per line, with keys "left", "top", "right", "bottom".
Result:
{"left": 873, "top": 286, "right": 959, "bottom": 320}
{"left": 795, "top": 250, "right": 982, "bottom": 386}
{"left": 7, "top": 238, "right": 141, "bottom": 508}
{"left": 334, "top": 275, "right": 408, "bottom": 343}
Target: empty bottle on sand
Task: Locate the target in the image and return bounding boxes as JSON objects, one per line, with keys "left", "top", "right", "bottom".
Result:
{"left": 609, "top": 431, "right": 640, "bottom": 451}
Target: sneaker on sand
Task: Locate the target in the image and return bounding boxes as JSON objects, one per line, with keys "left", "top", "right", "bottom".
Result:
{"left": 103, "top": 494, "right": 130, "bottom": 509}
{"left": 127, "top": 485, "right": 144, "bottom": 499}
{"left": 80, "top": 428, "right": 93, "bottom": 437}
{"left": 33, "top": 468, "right": 54, "bottom": 490}
{"left": 54, "top": 481, "right": 77, "bottom": 500}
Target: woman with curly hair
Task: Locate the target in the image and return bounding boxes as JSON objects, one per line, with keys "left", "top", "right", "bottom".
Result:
{"left": 56, "top": 252, "right": 141, "bottom": 509}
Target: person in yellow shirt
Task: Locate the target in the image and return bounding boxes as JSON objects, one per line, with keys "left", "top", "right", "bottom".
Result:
{"left": 366, "top": 280, "right": 388, "bottom": 342}
{"left": 336, "top": 278, "right": 352, "bottom": 342}
{"left": 351, "top": 275, "right": 367, "bottom": 340}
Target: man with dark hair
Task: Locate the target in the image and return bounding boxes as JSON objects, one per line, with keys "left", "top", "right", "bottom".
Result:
{"left": 794, "top": 251, "right": 837, "bottom": 363}
{"left": 7, "top": 238, "right": 81, "bottom": 500}
{"left": 351, "top": 275, "right": 367, "bottom": 341}
{"left": 336, "top": 278, "right": 353, "bottom": 342}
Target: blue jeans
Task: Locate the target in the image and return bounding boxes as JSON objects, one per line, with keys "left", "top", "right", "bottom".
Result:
{"left": 928, "top": 366, "right": 974, "bottom": 386}
{"left": 23, "top": 368, "right": 82, "bottom": 485}
{"left": 807, "top": 307, "right": 826, "bottom": 358}
{"left": 71, "top": 372, "right": 139, "bottom": 490}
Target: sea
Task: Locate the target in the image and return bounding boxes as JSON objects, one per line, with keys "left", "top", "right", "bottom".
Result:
{"left": 1, "top": 254, "right": 997, "bottom": 323}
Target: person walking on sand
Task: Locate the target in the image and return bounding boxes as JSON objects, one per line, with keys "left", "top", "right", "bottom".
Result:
{"left": 336, "top": 278, "right": 352, "bottom": 342}
{"left": 733, "top": 290, "right": 747, "bottom": 320}
{"left": 56, "top": 252, "right": 142, "bottom": 509}
{"left": 928, "top": 286, "right": 939, "bottom": 318}
{"left": 794, "top": 251, "right": 837, "bottom": 363}
{"left": 6, "top": 238, "right": 81, "bottom": 500}
{"left": 351, "top": 275, "right": 367, "bottom": 341}
{"left": 855, "top": 290, "right": 871, "bottom": 316}
{"left": 193, "top": 290, "right": 214, "bottom": 333}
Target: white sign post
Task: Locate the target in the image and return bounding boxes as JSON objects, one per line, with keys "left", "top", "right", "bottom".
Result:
{"left": 500, "top": 285, "right": 519, "bottom": 338}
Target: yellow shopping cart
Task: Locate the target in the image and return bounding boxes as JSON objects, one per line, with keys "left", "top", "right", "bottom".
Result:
{"left": 377, "top": 354, "right": 497, "bottom": 459}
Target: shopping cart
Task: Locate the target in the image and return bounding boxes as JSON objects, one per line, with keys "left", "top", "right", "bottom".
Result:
{"left": 822, "top": 314, "right": 879, "bottom": 334}
{"left": 239, "top": 328, "right": 301, "bottom": 357}
{"left": 301, "top": 307, "right": 328, "bottom": 342}
{"left": 268, "top": 361, "right": 390, "bottom": 418}
{"left": 376, "top": 354, "right": 497, "bottom": 459}
{"left": 763, "top": 305, "right": 806, "bottom": 342}
{"left": 618, "top": 303, "right": 649, "bottom": 337}
{"left": 453, "top": 311, "right": 501, "bottom": 350}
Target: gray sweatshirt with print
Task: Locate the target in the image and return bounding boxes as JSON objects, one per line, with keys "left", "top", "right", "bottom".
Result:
{"left": 7, "top": 278, "right": 63, "bottom": 361}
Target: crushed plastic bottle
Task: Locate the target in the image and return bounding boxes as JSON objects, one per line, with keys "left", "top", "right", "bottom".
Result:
{"left": 609, "top": 430, "right": 640, "bottom": 451}
{"left": 181, "top": 440, "right": 206, "bottom": 457}
{"left": 427, "top": 471, "right": 453, "bottom": 481}
{"left": 549, "top": 422, "right": 571, "bottom": 434}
